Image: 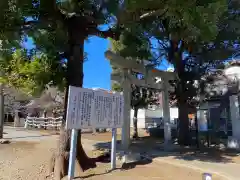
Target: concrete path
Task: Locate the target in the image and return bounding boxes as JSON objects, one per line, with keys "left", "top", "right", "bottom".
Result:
{"left": 145, "top": 152, "right": 239, "bottom": 180}
{"left": 2, "top": 126, "right": 57, "bottom": 142}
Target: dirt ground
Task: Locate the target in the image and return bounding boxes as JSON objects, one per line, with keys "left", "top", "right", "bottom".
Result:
{"left": 0, "top": 131, "right": 225, "bottom": 180}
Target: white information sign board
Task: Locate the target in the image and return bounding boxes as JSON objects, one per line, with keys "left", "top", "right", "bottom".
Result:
{"left": 66, "top": 86, "right": 124, "bottom": 129}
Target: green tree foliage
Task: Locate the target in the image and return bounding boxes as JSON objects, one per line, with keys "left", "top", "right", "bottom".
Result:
{"left": 112, "top": 81, "right": 159, "bottom": 138}
{"left": 109, "top": 0, "right": 240, "bottom": 145}
{"left": 0, "top": 49, "right": 62, "bottom": 96}
{"left": 137, "top": 0, "right": 240, "bottom": 145}
{"left": 151, "top": 0, "right": 240, "bottom": 145}
{"left": 111, "top": 81, "right": 123, "bottom": 92}
{"left": 0, "top": 1, "right": 127, "bottom": 178}
{"left": 0, "top": 0, "right": 183, "bottom": 178}
{"left": 110, "top": 25, "right": 161, "bottom": 138}
{"left": 130, "top": 85, "right": 159, "bottom": 138}
{"left": 0, "top": 0, "right": 235, "bottom": 177}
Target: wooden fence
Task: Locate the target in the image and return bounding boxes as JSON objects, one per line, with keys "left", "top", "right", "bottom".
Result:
{"left": 24, "top": 116, "right": 63, "bottom": 129}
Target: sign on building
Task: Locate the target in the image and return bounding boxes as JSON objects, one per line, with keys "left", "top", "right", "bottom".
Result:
{"left": 66, "top": 86, "right": 124, "bottom": 129}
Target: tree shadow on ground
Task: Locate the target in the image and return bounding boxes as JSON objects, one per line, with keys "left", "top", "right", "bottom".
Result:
{"left": 74, "top": 168, "right": 120, "bottom": 179}
{"left": 93, "top": 136, "right": 164, "bottom": 152}
{"left": 93, "top": 136, "right": 240, "bottom": 164}
{"left": 76, "top": 171, "right": 114, "bottom": 179}
{"left": 74, "top": 169, "right": 116, "bottom": 179}
{"left": 150, "top": 146, "right": 239, "bottom": 163}
{"left": 84, "top": 137, "right": 155, "bottom": 179}
{"left": 75, "top": 158, "right": 152, "bottom": 179}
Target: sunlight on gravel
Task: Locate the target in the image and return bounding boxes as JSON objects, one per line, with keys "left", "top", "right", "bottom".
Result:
{"left": 0, "top": 139, "right": 56, "bottom": 180}
{"left": 0, "top": 134, "right": 223, "bottom": 180}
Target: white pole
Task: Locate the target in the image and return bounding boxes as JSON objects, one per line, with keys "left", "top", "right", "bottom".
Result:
{"left": 121, "top": 69, "right": 131, "bottom": 150}
{"left": 162, "top": 78, "right": 171, "bottom": 148}
{"left": 68, "top": 129, "right": 78, "bottom": 180}
{"left": 111, "top": 128, "right": 117, "bottom": 170}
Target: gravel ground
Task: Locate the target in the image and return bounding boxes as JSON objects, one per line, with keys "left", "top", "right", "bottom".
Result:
{"left": 0, "top": 139, "right": 55, "bottom": 180}
{"left": 0, "top": 131, "right": 223, "bottom": 180}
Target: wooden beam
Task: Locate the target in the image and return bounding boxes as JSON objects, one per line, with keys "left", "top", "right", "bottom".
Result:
{"left": 105, "top": 51, "right": 176, "bottom": 80}
{"left": 112, "top": 73, "right": 158, "bottom": 85}
{"left": 111, "top": 74, "right": 174, "bottom": 91}
{"left": 111, "top": 74, "right": 122, "bottom": 82}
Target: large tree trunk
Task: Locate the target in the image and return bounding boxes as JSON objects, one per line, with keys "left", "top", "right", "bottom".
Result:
{"left": 178, "top": 101, "right": 190, "bottom": 145}
{"left": 169, "top": 39, "right": 190, "bottom": 146}
{"left": 132, "top": 107, "right": 139, "bottom": 139}
{"left": 49, "top": 18, "right": 96, "bottom": 180}
{"left": 177, "top": 88, "right": 190, "bottom": 146}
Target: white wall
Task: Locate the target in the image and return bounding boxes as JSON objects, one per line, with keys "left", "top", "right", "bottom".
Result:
{"left": 130, "top": 107, "right": 179, "bottom": 128}
{"left": 170, "top": 108, "right": 178, "bottom": 120}
{"left": 130, "top": 109, "right": 145, "bottom": 128}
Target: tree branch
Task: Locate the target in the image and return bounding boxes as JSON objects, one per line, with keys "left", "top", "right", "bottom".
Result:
{"left": 38, "top": 0, "right": 67, "bottom": 26}
{"left": 140, "top": 8, "right": 168, "bottom": 20}
{"left": 117, "top": 8, "right": 168, "bottom": 26}
{"left": 88, "top": 28, "right": 121, "bottom": 41}
{"left": 157, "top": 40, "right": 168, "bottom": 50}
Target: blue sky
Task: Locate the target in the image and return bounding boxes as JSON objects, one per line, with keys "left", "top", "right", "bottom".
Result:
{"left": 83, "top": 37, "right": 172, "bottom": 90}
{"left": 23, "top": 36, "right": 113, "bottom": 90}
{"left": 83, "top": 37, "right": 112, "bottom": 90}
{"left": 23, "top": 36, "right": 172, "bottom": 90}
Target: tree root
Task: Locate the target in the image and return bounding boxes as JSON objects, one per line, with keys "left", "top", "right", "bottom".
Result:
{"left": 48, "top": 128, "right": 97, "bottom": 180}
{"left": 47, "top": 151, "right": 70, "bottom": 180}
{"left": 48, "top": 151, "right": 97, "bottom": 180}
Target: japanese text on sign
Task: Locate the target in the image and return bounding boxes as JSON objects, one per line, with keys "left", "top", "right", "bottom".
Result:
{"left": 66, "top": 86, "right": 124, "bottom": 129}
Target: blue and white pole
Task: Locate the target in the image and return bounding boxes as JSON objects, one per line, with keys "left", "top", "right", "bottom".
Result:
{"left": 111, "top": 128, "right": 117, "bottom": 170}
{"left": 68, "top": 129, "right": 78, "bottom": 180}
